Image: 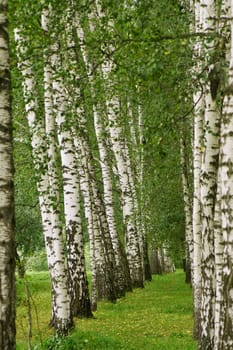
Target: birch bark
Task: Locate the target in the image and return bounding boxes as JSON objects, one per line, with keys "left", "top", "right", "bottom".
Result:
{"left": 199, "top": 1, "right": 221, "bottom": 348}
{"left": 128, "top": 102, "right": 151, "bottom": 281}
{"left": 15, "top": 27, "right": 72, "bottom": 335}
{"left": 0, "top": 2, "right": 16, "bottom": 347}
{"left": 42, "top": 5, "right": 93, "bottom": 318}
{"left": 74, "top": 7, "right": 132, "bottom": 296}
{"left": 192, "top": 0, "right": 204, "bottom": 338}
{"left": 106, "top": 90, "right": 143, "bottom": 288}
{"left": 81, "top": 1, "right": 144, "bottom": 288}
{"left": 213, "top": 172, "right": 224, "bottom": 350}
{"left": 218, "top": 2, "right": 233, "bottom": 346}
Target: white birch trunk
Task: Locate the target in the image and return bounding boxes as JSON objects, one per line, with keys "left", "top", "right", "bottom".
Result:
{"left": 213, "top": 172, "right": 224, "bottom": 350}
{"left": 15, "top": 26, "right": 72, "bottom": 335}
{"left": 199, "top": 1, "right": 220, "bottom": 348}
{"left": 85, "top": 2, "right": 144, "bottom": 288}
{"left": 214, "top": 0, "right": 233, "bottom": 350}
{"left": 106, "top": 95, "right": 143, "bottom": 287}
{"left": 43, "top": 6, "right": 93, "bottom": 318}
{"left": 192, "top": 88, "right": 204, "bottom": 339}
{"left": 218, "top": 2, "right": 233, "bottom": 346}
{"left": 74, "top": 124, "right": 118, "bottom": 303}
{"left": 192, "top": 0, "right": 204, "bottom": 338}
{"left": 0, "top": 2, "right": 16, "bottom": 347}
{"left": 74, "top": 137, "right": 99, "bottom": 310}
{"left": 200, "top": 84, "right": 220, "bottom": 349}
{"left": 93, "top": 106, "right": 131, "bottom": 294}
{"left": 219, "top": 89, "right": 233, "bottom": 348}
{"left": 127, "top": 102, "right": 152, "bottom": 281}
{"left": 74, "top": 11, "right": 132, "bottom": 295}
{"left": 100, "top": 48, "right": 143, "bottom": 287}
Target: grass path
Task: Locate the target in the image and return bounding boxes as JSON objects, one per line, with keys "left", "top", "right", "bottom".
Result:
{"left": 16, "top": 270, "right": 198, "bottom": 349}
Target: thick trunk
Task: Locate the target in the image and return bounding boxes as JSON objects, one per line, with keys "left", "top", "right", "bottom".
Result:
{"left": 199, "top": 91, "right": 220, "bottom": 350}
{"left": 199, "top": 1, "right": 223, "bottom": 348}
{"left": 218, "top": 4, "right": 233, "bottom": 345}
{"left": 219, "top": 92, "right": 233, "bottom": 349}
{"left": 0, "top": 2, "right": 16, "bottom": 348}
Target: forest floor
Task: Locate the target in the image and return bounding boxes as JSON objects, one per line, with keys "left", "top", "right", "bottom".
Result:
{"left": 16, "top": 269, "right": 197, "bottom": 349}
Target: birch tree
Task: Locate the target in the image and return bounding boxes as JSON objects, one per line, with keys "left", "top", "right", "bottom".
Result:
{"left": 190, "top": 0, "right": 221, "bottom": 346}
{"left": 192, "top": 0, "right": 205, "bottom": 336}
{"left": 42, "top": 4, "right": 93, "bottom": 318}
{"left": 74, "top": 7, "right": 132, "bottom": 296}
{"left": 0, "top": 1, "right": 16, "bottom": 348}
{"left": 74, "top": 119, "right": 119, "bottom": 304}
{"left": 191, "top": 0, "right": 232, "bottom": 347}
{"left": 49, "top": 1, "right": 120, "bottom": 306}
{"left": 14, "top": 27, "right": 72, "bottom": 335}
{"left": 92, "top": 0, "right": 144, "bottom": 288}
{"left": 218, "top": 2, "right": 233, "bottom": 346}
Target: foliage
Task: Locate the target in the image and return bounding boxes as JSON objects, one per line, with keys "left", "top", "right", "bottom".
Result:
{"left": 13, "top": 137, "right": 44, "bottom": 260}
{"left": 9, "top": 0, "right": 193, "bottom": 265}
{"left": 110, "top": 0, "right": 192, "bottom": 260}
{"left": 39, "top": 334, "right": 78, "bottom": 350}
{"left": 16, "top": 270, "right": 197, "bottom": 349}
{"left": 26, "top": 250, "right": 48, "bottom": 272}
{"left": 12, "top": 40, "right": 44, "bottom": 256}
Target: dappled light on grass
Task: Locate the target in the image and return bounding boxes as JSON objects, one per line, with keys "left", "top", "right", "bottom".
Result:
{"left": 16, "top": 270, "right": 197, "bottom": 349}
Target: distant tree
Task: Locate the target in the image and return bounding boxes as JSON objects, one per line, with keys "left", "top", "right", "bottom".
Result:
{"left": 179, "top": 118, "right": 193, "bottom": 284}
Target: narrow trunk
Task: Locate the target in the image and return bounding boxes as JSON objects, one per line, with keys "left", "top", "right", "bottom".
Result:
{"left": 180, "top": 123, "right": 193, "bottom": 284}
{"left": 192, "top": 0, "right": 204, "bottom": 339}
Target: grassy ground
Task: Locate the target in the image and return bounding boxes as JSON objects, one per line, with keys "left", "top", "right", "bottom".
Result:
{"left": 16, "top": 270, "right": 197, "bottom": 349}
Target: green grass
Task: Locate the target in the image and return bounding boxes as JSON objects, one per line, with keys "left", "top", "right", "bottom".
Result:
{"left": 16, "top": 270, "right": 197, "bottom": 349}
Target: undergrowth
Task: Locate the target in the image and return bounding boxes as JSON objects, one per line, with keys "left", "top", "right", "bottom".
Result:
{"left": 16, "top": 270, "right": 197, "bottom": 350}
